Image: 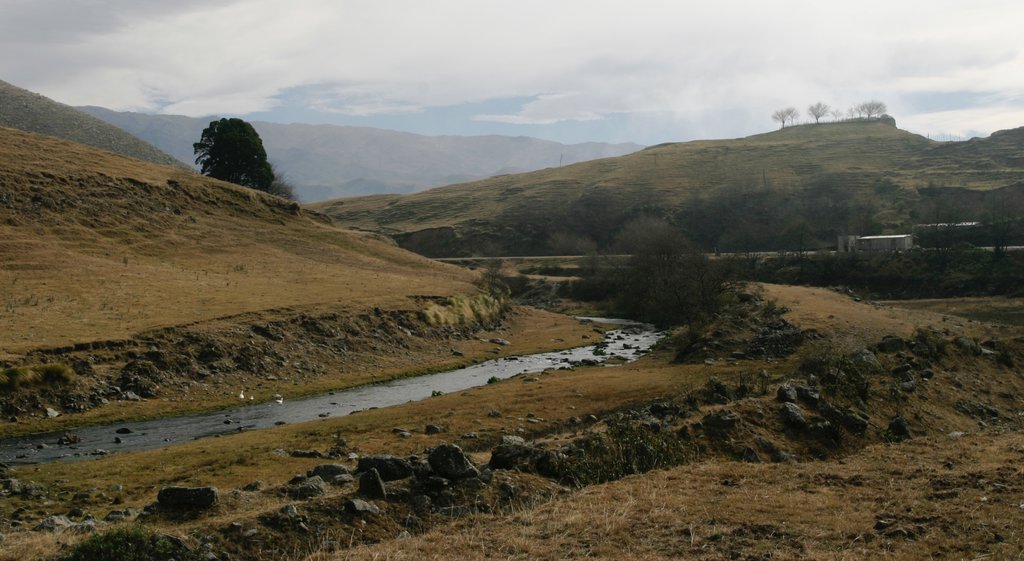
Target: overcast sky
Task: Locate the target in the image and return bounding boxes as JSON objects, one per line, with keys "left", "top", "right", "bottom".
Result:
{"left": 3, "top": 0, "right": 1023, "bottom": 145}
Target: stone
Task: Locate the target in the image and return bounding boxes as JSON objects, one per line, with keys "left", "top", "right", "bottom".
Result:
{"left": 289, "top": 449, "right": 324, "bottom": 458}
{"left": 500, "top": 435, "right": 526, "bottom": 446}
{"left": 819, "top": 402, "right": 869, "bottom": 435}
{"left": 850, "top": 349, "right": 884, "bottom": 374}
{"left": 1, "top": 478, "right": 22, "bottom": 494}
{"left": 701, "top": 410, "right": 740, "bottom": 432}
{"left": 740, "top": 446, "right": 760, "bottom": 463}
{"left": 875, "top": 336, "right": 906, "bottom": 353}
{"left": 781, "top": 403, "right": 808, "bottom": 429}
{"left": 330, "top": 474, "right": 355, "bottom": 485}
{"left": 488, "top": 338, "right": 511, "bottom": 346}
{"left": 344, "top": 498, "right": 380, "bottom": 515}
{"left": 795, "top": 385, "right": 820, "bottom": 406}
{"left": 425, "top": 424, "right": 444, "bottom": 435}
{"left": 428, "top": 443, "right": 479, "bottom": 480}
{"left": 115, "top": 427, "right": 133, "bottom": 434}
{"left": 954, "top": 336, "right": 982, "bottom": 355}
{"left": 776, "top": 384, "right": 797, "bottom": 403}
{"left": 887, "top": 417, "right": 912, "bottom": 441}
{"left": 242, "top": 480, "right": 264, "bottom": 492}
{"left": 410, "top": 494, "right": 432, "bottom": 514}
{"left": 288, "top": 476, "right": 327, "bottom": 500}
{"left": 358, "top": 468, "right": 387, "bottom": 499}
{"left": 35, "top": 515, "right": 71, "bottom": 533}
{"left": 157, "top": 486, "right": 219, "bottom": 509}
{"left": 357, "top": 455, "right": 413, "bottom": 481}
{"left": 308, "top": 464, "right": 349, "bottom": 480}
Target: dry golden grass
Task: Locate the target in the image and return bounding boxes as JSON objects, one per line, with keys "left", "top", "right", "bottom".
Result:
{"left": 882, "top": 296, "right": 1024, "bottom": 327}
{"left": 0, "top": 127, "right": 472, "bottom": 357}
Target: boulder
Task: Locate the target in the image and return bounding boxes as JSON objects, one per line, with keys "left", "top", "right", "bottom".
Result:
{"left": 887, "top": 417, "right": 912, "bottom": 441}
{"left": 850, "top": 349, "right": 884, "bottom": 374}
{"left": 288, "top": 476, "right": 327, "bottom": 500}
{"left": 356, "top": 455, "right": 413, "bottom": 481}
{"left": 781, "top": 403, "right": 808, "bottom": 429}
{"left": 428, "top": 443, "right": 479, "bottom": 480}
{"left": 358, "top": 468, "right": 387, "bottom": 499}
{"left": 157, "top": 486, "right": 219, "bottom": 509}
{"left": 308, "top": 464, "right": 349, "bottom": 480}
{"left": 701, "top": 410, "right": 740, "bottom": 432}
{"left": 34, "top": 515, "right": 71, "bottom": 533}
{"left": 795, "top": 385, "right": 820, "bottom": 406}
{"left": 425, "top": 424, "right": 444, "bottom": 435}
{"left": 776, "top": 384, "right": 797, "bottom": 403}
{"left": 344, "top": 498, "right": 379, "bottom": 515}
{"left": 875, "top": 336, "right": 906, "bottom": 353}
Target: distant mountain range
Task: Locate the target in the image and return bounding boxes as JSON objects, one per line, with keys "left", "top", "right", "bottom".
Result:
{"left": 77, "top": 106, "right": 643, "bottom": 202}
{"left": 0, "top": 79, "right": 182, "bottom": 168}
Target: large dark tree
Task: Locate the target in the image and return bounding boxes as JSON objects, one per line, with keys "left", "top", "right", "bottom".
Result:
{"left": 193, "top": 118, "right": 274, "bottom": 191}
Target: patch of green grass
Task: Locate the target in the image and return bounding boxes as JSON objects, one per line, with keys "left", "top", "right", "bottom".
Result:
{"left": 1, "top": 363, "right": 74, "bottom": 390}
{"left": 57, "top": 526, "right": 204, "bottom": 561}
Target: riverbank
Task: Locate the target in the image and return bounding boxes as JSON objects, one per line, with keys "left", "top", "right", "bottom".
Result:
{"left": 0, "top": 305, "right": 599, "bottom": 439}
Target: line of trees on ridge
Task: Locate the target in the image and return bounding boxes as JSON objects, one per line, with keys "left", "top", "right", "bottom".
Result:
{"left": 772, "top": 100, "right": 888, "bottom": 128}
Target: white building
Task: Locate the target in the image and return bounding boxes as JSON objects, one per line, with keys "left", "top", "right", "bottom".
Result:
{"left": 837, "top": 234, "right": 914, "bottom": 253}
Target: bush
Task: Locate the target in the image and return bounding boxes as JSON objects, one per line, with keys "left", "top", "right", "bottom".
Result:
{"left": 553, "top": 419, "right": 697, "bottom": 487}
{"left": 1, "top": 363, "right": 74, "bottom": 390}
{"left": 58, "top": 526, "right": 204, "bottom": 561}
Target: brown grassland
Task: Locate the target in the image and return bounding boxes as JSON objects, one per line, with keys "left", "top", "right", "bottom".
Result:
{"left": 3, "top": 126, "right": 1024, "bottom": 561}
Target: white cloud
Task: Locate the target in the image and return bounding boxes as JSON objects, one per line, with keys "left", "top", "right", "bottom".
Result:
{"left": 2, "top": 0, "right": 1023, "bottom": 142}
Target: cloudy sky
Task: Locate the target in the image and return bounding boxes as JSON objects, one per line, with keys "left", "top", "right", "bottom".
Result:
{"left": 3, "top": 0, "right": 1023, "bottom": 145}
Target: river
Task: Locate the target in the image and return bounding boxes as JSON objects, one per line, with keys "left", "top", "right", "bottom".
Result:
{"left": 0, "top": 318, "right": 663, "bottom": 465}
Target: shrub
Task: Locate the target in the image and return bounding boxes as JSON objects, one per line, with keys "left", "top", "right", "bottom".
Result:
{"left": 58, "top": 526, "right": 204, "bottom": 561}
{"left": 553, "top": 419, "right": 697, "bottom": 487}
{"left": 1, "top": 363, "right": 74, "bottom": 390}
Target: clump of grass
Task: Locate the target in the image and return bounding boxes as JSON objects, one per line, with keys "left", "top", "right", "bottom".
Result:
{"left": 422, "top": 293, "right": 507, "bottom": 327}
{"left": 1, "top": 363, "right": 74, "bottom": 390}
{"left": 57, "top": 526, "right": 204, "bottom": 561}
{"left": 912, "top": 327, "right": 948, "bottom": 359}
{"left": 553, "top": 419, "right": 698, "bottom": 487}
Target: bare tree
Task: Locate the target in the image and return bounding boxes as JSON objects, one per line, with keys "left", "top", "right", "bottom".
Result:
{"left": 771, "top": 107, "right": 799, "bottom": 129}
{"left": 830, "top": 108, "right": 843, "bottom": 122}
{"left": 854, "top": 100, "right": 887, "bottom": 119}
{"left": 807, "top": 102, "right": 831, "bottom": 124}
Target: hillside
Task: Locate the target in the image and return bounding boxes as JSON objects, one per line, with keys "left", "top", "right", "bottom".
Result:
{"left": 77, "top": 106, "right": 643, "bottom": 201}
{"left": 311, "top": 121, "right": 1024, "bottom": 256}
{"left": 0, "top": 80, "right": 181, "bottom": 168}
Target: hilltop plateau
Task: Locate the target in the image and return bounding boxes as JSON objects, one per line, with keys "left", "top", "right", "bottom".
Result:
{"left": 312, "top": 121, "right": 1024, "bottom": 256}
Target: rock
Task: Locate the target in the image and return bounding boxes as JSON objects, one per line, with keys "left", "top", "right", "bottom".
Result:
{"left": 887, "top": 417, "right": 912, "bottom": 441}
{"left": 358, "top": 468, "right": 387, "bottom": 499}
{"left": 289, "top": 450, "right": 323, "bottom": 459}
{"left": 875, "top": 336, "right": 906, "bottom": 353}
{"left": 428, "top": 443, "right": 479, "bottom": 480}
{"left": 242, "top": 480, "right": 264, "bottom": 492}
{"left": 850, "top": 349, "right": 884, "bottom": 374}
{"left": 34, "top": 515, "right": 71, "bottom": 533}
{"left": 1, "top": 478, "right": 22, "bottom": 494}
{"left": 104, "top": 509, "right": 135, "bottom": 522}
{"left": 115, "top": 427, "right": 133, "bottom": 434}
{"left": 157, "top": 486, "right": 219, "bottom": 509}
{"left": 819, "top": 402, "right": 869, "bottom": 435}
{"left": 123, "top": 391, "right": 143, "bottom": 401}
{"left": 344, "top": 498, "right": 379, "bottom": 515}
{"left": 288, "top": 476, "right": 328, "bottom": 500}
{"left": 357, "top": 455, "right": 413, "bottom": 481}
{"left": 500, "top": 435, "right": 526, "bottom": 446}
{"left": 330, "top": 474, "right": 355, "bottom": 485}
{"left": 701, "top": 410, "right": 740, "bottom": 432}
{"left": 280, "top": 504, "right": 299, "bottom": 518}
{"left": 308, "top": 464, "right": 349, "bottom": 480}
{"left": 425, "top": 424, "right": 444, "bottom": 435}
{"left": 45, "top": 407, "right": 61, "bottom": 418}
{"left": 57, "top": 433, "right": 81, "bottom": 445}
{"left": 776, "top": 384, "right": 797, "bottom": 403}
{"left": 68, "top": 520, "right": 97, "bottom": 534}
{"left": 740, "top": 446, "right": 760, "bottom": 463}
{"left": 954, "top": 336, "right": 982, "bottom": 355}
{"left": 487, "top": 410, "right": 502, "bottom": 418}
{"left": 488, "top": 338, "right": 511, "bottom": 346}
{"left": 795, "top": 385, "right": 820, "bottom": 406}
{"left": 781, "top": 403, "right": 808, "bottom": 429}
{"left": 410, "top": 494, "right": 432, "bottom": 514}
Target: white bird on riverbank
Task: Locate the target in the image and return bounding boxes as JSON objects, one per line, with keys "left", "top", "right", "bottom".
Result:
{"left": 238, "top": 390, "right": 245, "bottom": 400}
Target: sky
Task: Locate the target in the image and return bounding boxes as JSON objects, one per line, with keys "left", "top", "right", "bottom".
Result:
{"left": 2, "top": 0, "right": 1023, "bottom": 146}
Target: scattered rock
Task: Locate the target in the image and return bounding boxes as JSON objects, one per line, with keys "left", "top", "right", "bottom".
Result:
{"left": 289, "top": 450, "right": 323, "bottom": 459}
{"left": 850, "top": 349, "right": 884, "bottom": 373}
{"left": 428, "top": 443, "right": 479, "bottom": 480}
{"left": 157, "top": 486, "right": 219, "bottom": 509}
{"left": 781, "top": 403, "right": 808, "bottom": 429}
{"left": 776, "top": 384, "right": 797, "bottom": 403}
{"left": 288, "top": 476, "right": 328, "bottom": 500}
{"left": 34, "top": 515, "right": 71, "bottom": 533}
{"left": 954, "top": 336, "right": 982, "bottom": 355}
{"left": 344, "top": 498, "right": 380, "bottom": 515}
{"left": 358, "top": 468, "right": 387, "bottom": 499}
{"left": 488, "top": 338, "right": 511, "bottom": 346}
{"left": 887, "top": 417, "right": 912, "bottom": 441}
{"left": 701, "top": 410, "right": 740, "bottom": 432}
{"left": 356, "top": 455, "right": 413, "bottom": 481}
{"left": 795, "top": 385, "right": 820, "bottom": 406}
{"left": 308, "top": 464, "right": 349, "bottom": 480}
{"left": 425, "top": 424, "right": 444, "bottom": 435}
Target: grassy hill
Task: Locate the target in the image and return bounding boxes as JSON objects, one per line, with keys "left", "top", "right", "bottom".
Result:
{"left": 0, "top": 80, "right": 182, "bottom": 168}
{"left": 78, "top": 106, "right": 643, "bottom": 201}
{"left": 312, "top": 121, "right": 1024, "bottom": 256}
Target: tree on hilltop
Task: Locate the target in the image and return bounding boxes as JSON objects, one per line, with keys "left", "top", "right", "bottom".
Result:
{"left": 807, "top": 102, "right": 830, "bottom": 124}
{"left": 852, "top": 100, "right": 887, "bottom": 119}
{"left": 193, "top": 118, "right": 274, "bottom": 192}
{"left": 771, "top": 107, "right": 799, "bottom": 129}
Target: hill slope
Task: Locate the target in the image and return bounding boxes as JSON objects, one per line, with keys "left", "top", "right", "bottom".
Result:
{"left": 0, "top": 80, "right": 182, "bottom": 168}
{"left": 311, "top": 121, "right": 1024, "bottom": 256}
{"left": 0, "top": 126, "right": 473, "bottom": 356}
{"left": 77, "top": 106, "right": 643, "bottom": 201}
